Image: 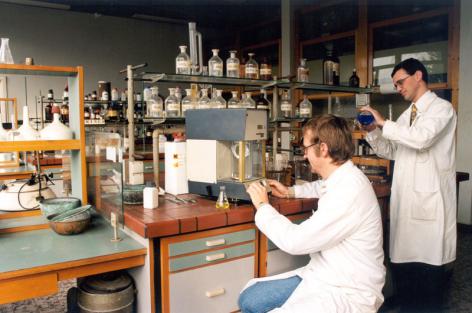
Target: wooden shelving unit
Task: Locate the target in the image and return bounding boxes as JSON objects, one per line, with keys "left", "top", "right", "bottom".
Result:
{"left": 0, "top": 64, "right": 87, "bottom": 203}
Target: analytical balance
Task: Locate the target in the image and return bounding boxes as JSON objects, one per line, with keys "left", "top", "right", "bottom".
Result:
{"left": 186, "top": 108, "right": 268, "bottom": 201}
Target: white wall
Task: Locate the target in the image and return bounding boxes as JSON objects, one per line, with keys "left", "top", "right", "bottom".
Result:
{"left": 457, "top": 0, "right": 472, "bottom": 225}
{"left": 0, "top": 2, "right": 189, "bottom": 120}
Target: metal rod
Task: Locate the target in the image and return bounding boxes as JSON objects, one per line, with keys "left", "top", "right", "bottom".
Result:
{"left": 127, "top": 65, "right": 135, "bottom": 162}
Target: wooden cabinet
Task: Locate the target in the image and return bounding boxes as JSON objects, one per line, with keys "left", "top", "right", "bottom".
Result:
{"left": 160, "top": 224, "right": 258, "bottom": 313}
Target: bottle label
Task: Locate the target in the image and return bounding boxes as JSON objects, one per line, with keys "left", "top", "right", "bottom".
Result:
{"left": 281, "top": 103, "right": 292, "bottom": 111}
{"left": 260, "top": 68, "right": 272, "bottom": 75}
{"left": 47, "top": 93, "right": 53, "bottom": 99}
{"left": 182, "top": 104, "right": 194, "bottom": 111}
{"left": 212, "top": 64, "right": 223, "bottom": 71}
{"left": 227, "top": 63, "right": 239, "bottom": 71}
{"left": 199, "top": 104, "right": 210, "bottom": 109}
{"left": 246, "top": 67, "right": 257, "bottom": 74}
{"left": 300, "top": 108, "right": 311, "bottom": 115}
{"left": 167, "top": 103, "right": 179, "bottom": 111}
{"left": 176, "top": 60, "right": 189, "bottom": 69}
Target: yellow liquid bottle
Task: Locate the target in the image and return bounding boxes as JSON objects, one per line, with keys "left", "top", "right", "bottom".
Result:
{"left": 216, "top": 186, "right": 230, "bottom": 209}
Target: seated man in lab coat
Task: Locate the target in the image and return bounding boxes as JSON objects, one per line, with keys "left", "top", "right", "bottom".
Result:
{"left": 239, "top": 115, "right": 386, "bottom": 313}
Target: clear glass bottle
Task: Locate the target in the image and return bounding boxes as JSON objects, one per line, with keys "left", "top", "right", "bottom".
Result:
{"left": 208, "top": 49, "right": 223, "bottom": 77}
{"left": 259, "top": 57, "right": 272, "bottom": 80}
{"left": 0, "top": 38, "right": 14, "bottom": 64}
{"left": 147, "top": 86, "right": 163, "bottom": 118}
{"left": 181, "top": 88, "right": 196, "bottom": 116}
{"left": 239, "top": 93, "right": 248, "bottom": 108}
{"left": 297, "top": 58, "right": 309, "bottom": 82}
{"left": 323, "top": 50, "right": 340, "bottom": 86}
{"left": 215, "top": 185, "right": 229, "bottom": 209}
{"left": 245, "top": 53, "right": 259, "bottom": 79}
{"left": 349, "top": 68, "right": 360, "bottom": 87}
{"left": 280, "top": 90, "right": 292, "bottom": 118}
{"left": 198, "top": 88, "right": 211, "bottom": 109}
{"left": 175, "top": 45, "right": 191, "bottom": 75}
{"left": 211, "top": 89, "right": 226, "bottom": 109}
{"left": 256, "top": 89, "right": 271, "bottom": 111}
{"left": 165, "top": 88, "right": 180, "bottom": 117}
{"left": 334, "top": 96, "right": 342, "bottom": 116}
{"left": 227, "top": 91, "right": 241, "bottom": 108}
{"left": 244, "top": 92, "right": 256, "bottom": 109}
{"left": 299, "top": 95, "right": 312, "bottom": 118}
{"left": 226, "top": 50, "right": 240, "bottom": 78}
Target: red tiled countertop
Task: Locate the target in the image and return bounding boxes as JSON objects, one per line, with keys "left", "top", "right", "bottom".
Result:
{"left": 124, "top": 182, "right": 391, "bottom": 239}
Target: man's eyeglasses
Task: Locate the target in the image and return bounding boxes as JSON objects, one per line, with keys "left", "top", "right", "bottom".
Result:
{"left": 393, "top": 75, "right": 411, "bottom": 89}
{"left": 301, "top": 142, "right": 318, "bottom": 154}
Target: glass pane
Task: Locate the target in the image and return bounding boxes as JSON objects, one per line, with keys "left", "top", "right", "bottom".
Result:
{"left": 302, "top": 36, "right": 355, "bottom": 84}
{"left": 368, "top": 0, "right": 453, "bottom": 23}
{"left": 372, "top": 15, "right": 448, "bottom": 85}
{"left": 86, "top": 132, "right": 124, "bottom": 226}
{"left": 298, "top": 0, "right": 357, "bottom": 40}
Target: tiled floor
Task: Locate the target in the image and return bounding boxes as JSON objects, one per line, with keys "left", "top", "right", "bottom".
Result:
{"left": 1, "top": 229, "right": 472, "bottom": 313}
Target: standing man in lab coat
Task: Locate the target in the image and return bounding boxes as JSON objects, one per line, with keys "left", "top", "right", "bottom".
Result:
{"left": 360, "top": 58, "right": 457, "bottom": 312}
{"left": 239, "top": 115, "right": 385, "bottom": 313}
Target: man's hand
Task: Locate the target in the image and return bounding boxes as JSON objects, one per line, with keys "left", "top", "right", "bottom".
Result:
{"left": 359, "top": 105, "right": 386, "bottom": 127}
{"left": 247, "top": 181, "right": 269, "bottom": 210}
{"left": 267, "top": 179, "right": 289, "bottom": 198}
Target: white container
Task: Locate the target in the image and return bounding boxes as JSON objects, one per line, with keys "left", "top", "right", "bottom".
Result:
{"left": 40, "top": 113, "right": 73, "bottom": 140}
{"left": 17, "top": 106, "right": 39, "bottom": 140}
{"left": 165, "top": 141, "right": 188, "bottom": 195}
{"left": 143, "top": 183, "right": 159, "bottom": 209}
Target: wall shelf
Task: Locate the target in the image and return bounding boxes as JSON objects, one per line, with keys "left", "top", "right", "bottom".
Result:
{"left": 0, "top": 140, "right": 82, "bottom": 152}
{"left": 0, "top": 64, "right": 79, "bottom": 77}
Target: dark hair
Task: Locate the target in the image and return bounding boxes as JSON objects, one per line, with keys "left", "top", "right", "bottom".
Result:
{"left": 302, "top": 114, "right": 354, "bottom": 164}
{"left": 391, "top": 58, "right": 429, "bottom": 84}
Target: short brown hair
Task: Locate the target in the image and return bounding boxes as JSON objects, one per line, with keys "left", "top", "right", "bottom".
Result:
{"left": 302, "top": 114, "right": 354, "bottom": 164}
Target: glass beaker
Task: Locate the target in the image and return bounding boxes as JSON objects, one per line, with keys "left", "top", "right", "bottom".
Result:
{"left": 0, "top": 38, "right": 14, "bottom": 64}
{"left": 215, "top": 185, "right": 230, "bottom": 209}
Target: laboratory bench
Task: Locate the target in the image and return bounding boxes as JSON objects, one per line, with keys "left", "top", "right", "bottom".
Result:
{"left": 0, "top": 212, "right": 147, "bottom": 305}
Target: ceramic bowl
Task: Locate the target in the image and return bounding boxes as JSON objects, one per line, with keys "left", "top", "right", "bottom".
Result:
{"left": 51, "top": 205, "right": 92, "bottom": 222}
{"left": 39, "top": 197, "right": 81, "bottom": 217}
{"left": 47, "top": 207, "right": 91, "bottom": 236}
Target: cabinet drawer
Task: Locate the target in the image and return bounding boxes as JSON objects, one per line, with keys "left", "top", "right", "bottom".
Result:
{"left": 169, "top": 228, "right": 256, "bottom": 257}
{"left": 170, "top": 242, "right": 255, "bottom": 272}
{"left": 169, "top": 255, "right": 255, "bottom": 313}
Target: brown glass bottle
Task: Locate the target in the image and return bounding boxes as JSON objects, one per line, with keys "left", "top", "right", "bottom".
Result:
{"left": 45, "top": 89, "right": 54, "bottom": 122}
{"left": 349, "top": 68, "right": 360, "bottom": 87}
{"left": 260, "top": 57, "right": 272, "bottom": 80}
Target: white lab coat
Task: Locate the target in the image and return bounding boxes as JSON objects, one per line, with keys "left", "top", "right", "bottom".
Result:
{"left": 366, "top": 90, "right": 457, "bottom": 266}
{"left": 243, "top": 161, "right": 385, "bottom": 313}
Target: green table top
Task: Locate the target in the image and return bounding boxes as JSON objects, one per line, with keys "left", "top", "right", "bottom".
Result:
{"left": 0, "top": 215, "right": 145, "bottom": 275}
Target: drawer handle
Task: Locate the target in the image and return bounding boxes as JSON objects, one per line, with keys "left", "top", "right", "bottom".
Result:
{"left": 205, "top": 238, "right": 226, "bottom": 247}
{"left": 205, "top": 253, "right": 226, "bottom": 262}
{"left": 205, "top": 288, "right": 226, "bottom": 298}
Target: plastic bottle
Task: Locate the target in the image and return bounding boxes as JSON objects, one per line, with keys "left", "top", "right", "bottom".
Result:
{"left": 143, "top": 181, "right": 159, "bottom": 209}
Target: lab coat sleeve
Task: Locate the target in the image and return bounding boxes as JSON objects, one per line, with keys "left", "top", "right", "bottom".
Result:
{"left": 365, "top": 128, "right": 397, "bottom": 160}
{"left": 381, "top": 103, "right": 455, "bottom": 151}
{"left": 293, "top": 180, "right": 324, "bottom": 198}
{"left": 255, "top": 185, "right": 367, "bottom": 255}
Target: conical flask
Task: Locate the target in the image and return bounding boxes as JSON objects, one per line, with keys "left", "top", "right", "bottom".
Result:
{"left": 0, "top": 38, "right": 14, "bottom": 64}
{"left": 215, "top": 186, "right": 229, "bottom": 209}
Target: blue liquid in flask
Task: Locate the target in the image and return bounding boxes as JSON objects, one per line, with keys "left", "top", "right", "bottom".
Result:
{"left": 357, "top": 112, "right": 374, "bottom": 125}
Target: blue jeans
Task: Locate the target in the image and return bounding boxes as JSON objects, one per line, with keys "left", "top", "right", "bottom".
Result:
{"left": 238, "top": 275, "right": 302, "bottom": 313}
